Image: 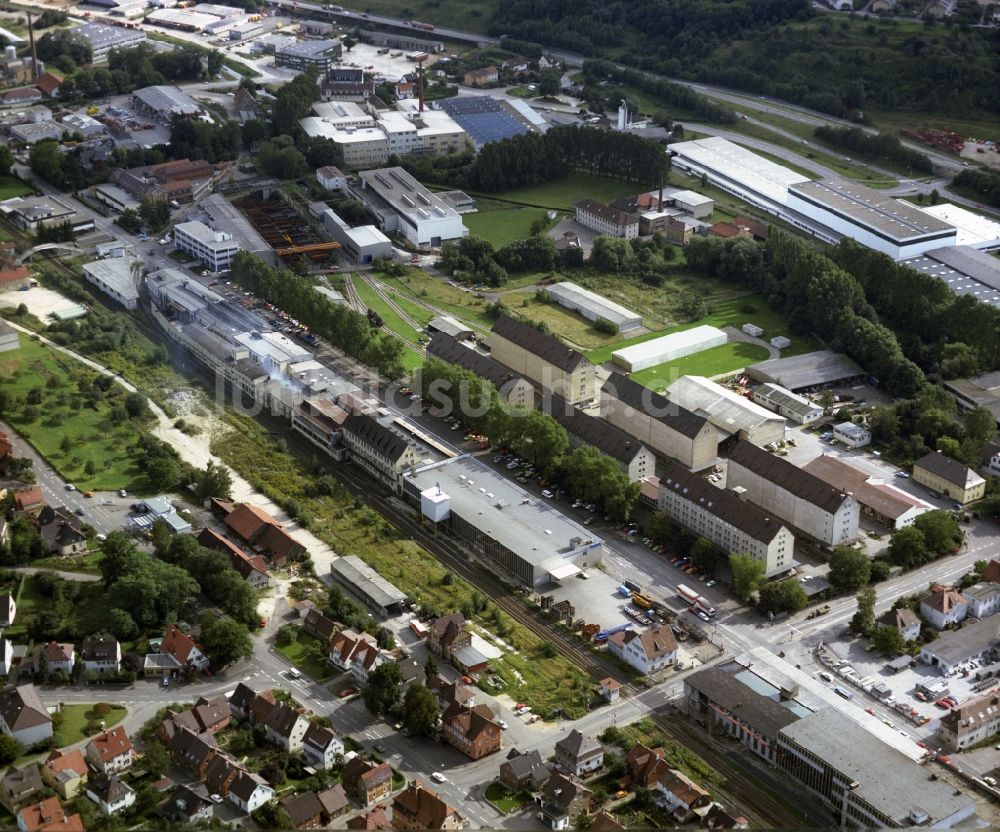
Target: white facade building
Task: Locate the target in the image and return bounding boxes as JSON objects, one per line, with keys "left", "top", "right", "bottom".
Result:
{"left": 544, "top": 281, "right": 642, "bottom": 332}
{"left": 607, "top": 624, "right": 677, "bottom": 675}
{"left": 573, "top": 199, "right": 638, "bottom": 238}
{"left": 173, "top": 221, "right": 240, "bottom": 272}
{"left": 833, "top": 421, "right": 871, "bottom": 448}
{"left": 751, "top": 383, "right": 823, "bottom": 425}
{"left": 612, "top": 326, "right": 727, "bottom": 372}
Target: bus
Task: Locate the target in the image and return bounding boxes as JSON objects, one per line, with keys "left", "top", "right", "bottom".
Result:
{"left": 678, "top": 584, "right": 716, "bottom": 617}
{"left": 677, "top": 584, "right": 699, "bottom": 605}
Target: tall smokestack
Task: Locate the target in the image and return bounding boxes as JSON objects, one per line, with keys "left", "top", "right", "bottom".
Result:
{"left": 418, "top": 58, "right": 425, "bottom": 112}
{"left": 27, "top": 11, "right": 38, "bottom": 81}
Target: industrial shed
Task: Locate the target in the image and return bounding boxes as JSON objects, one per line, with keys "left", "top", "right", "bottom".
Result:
{"left": 611, "top": 325, "right": 727, "bottom": 372}
{"left": 544, "top": 281, "right": 642, "bottom": 333}
{"left": 745, "top": 350, "right": 865, "bottom": 393}
{"left": 666, "top": 375, "right": 786, "bottom": 447}
{"left": 329, "top": 555, "right": 407, "bottom": 617}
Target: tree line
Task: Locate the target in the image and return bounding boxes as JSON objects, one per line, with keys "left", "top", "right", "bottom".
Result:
{"left": 684, "top": 232, "right": 925, "bottom": 397}
{"left": 437, "top": 234, "right": 559, "bottom": 286}
{"left": 953, "top": 168, "right": 1000, "bottom": 209}
{"left": 230, "top": 251, "right": 406, "bottom": 380}
{"left": 813, "top": 126, "right": 932, "bottom": 173}
{"left": 417, "top": 358, "right": 640, "bottom": 520}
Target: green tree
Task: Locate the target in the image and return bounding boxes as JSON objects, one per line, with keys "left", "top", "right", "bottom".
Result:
{"left": 146, "top": 456, "right": 180, "bottom": 491}
{"left": 0, "top": 735, "right": 21, "bottom": 765}
{"left": 729, "top": 553, "right": 764, "bottom": 602}
{"left": 913, "top": 510, "right": 961, "bottom": 555}
{"left": 194, "top": 460, "right": 234, "bottom": 500}
{"left": 403, "top": 683, "right": 440, "bottom": 736}
{"left": 538, "top": 68, "right": 561, "bottom": 96}
{"left": 758, "top": 580, "right": 808, "bottom": 615}
{"left": 690, "top": 538, "right": 718, "bottom": 575}
{"left": 828, "top": 546, "right": 872, "bottom": 592}
{"left": 889, "top": 525, "right": 930, "bottom": 569}
{"left": 362, "top": 661, "right": 402, "bottom": 716}
{"left": 198, "top": 613, "right": 253, "bottom": 669}
{"left": 851, "top": 586, "right": 877, "bottom": 636}
{"left": 140, "top": 739, "right": 170, "bottom": 777}
{"left": 870, "top": 624, "right": 905, "bottom": 656}
{"left": 0, "top": 145, "right": 14, "bottom": 178}
{"left": 424, "top": 653, "right": 438, "bottom": 680}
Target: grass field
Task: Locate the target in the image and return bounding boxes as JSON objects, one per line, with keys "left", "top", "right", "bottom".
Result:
{"left": 587, "top": 294, "right": 820, "bottom": 365}
{"left": 631, "top": 341, "right": 770, "bottom": 390}
{"left": 463, "top": 206, "right": 556, "bottom": 248}
{"left": 52, "top": 704, "right": 127, "bottom": 749}
{"left": 352, "top": 277, "right": 424, "bottom": 346}
{"left": 0, "top": 176, "right": 34, "bottom": 200}
{"left": 489, "top": 173, "right": 642, "bottom": 210}
{"left": 0, "top": 338, "right": 155, "bottom": 493}
{"left": 376, "top": 271, "right": 494, "bottom": 330}
{"left": 276, "top": 631, "right": 336, "bottom": 682}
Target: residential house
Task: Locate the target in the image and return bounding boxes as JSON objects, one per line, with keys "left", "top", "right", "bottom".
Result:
{"left": 913, "top": 451, "right": 986, "bottom": 505}
{"left": 554, "top": 729, "right": 604, "bottom": 777}
{"left": 264, "top": 703, "right": 310, "bottom": 753}
{"left": 329, "top": 628, "right": 378, "bottom": 671}
{"left": 228, "top": 770, "right": 274, "bottom": 813}
{"left": 80, "top": 637, "right": 121, "bottom": 675}
{"left": 157, "top": 709, "right": 201, "bottom": 744}
{"left": 963, "top": 582, "right": 1000, "bottom": 619}
{"left": 983, "top": 559, "right": 1000, "bottom": 583}
{"left": 625, "top": 743, "right": 667, "bottom": 788}
{"left": 491, "top": 315, "right": 596, "bottom": 405}
{"left": 591, "top": 812, "right": 625, "bottom": 832}
{"left": 161, "top": 785, "right": 213, "bottom": 824}
{"left": 535, "top": 771, "right": 591, "bottom": 830}
{"left": 224, "top": 502, "right": 305, "bottom": 565}
{"left": 607, "top": 624, "right": 678, "bottom": 675}
{"left": 428, "top": 676, "right": 476, "bottom": 713}
{"left": 191, "top": 695, "right": 231, "bottom": 734}
{"left": 342, "top": 757, "right": 392, "bottom": 807}
{"left": 35, "top": 73, "right": 63, "bottom": 99}
{"left": 316, "top": 165, "right": 346, "bottom": 191}
{"left": 878, "top": 608, "right": 921, "bottom": 642}
{"left": 302, "top": 723, "right": 344, "bottom": 770}
{"left": 940, "top": 693, "right": 1000, "bottom": 751}
{"left": 0, "top": 685, "right": 52, "bottom": 747}
{"left": 204, "top": 753, "right": 241, "bottom": 797}
{"left": 37, "top": 507, "right": 86, "bottom": 556}
{"left": 499, "top": 749, "right": 548, "bottom": 792}
{"left": 0, "top": 637, "right": 11, "bottom": 676}
{"left": 12, "top": 487, "right": 44, "bottom": 517}
{"left": 598, "top": 678, "right": 622, "bottom": 703}
{"left": 228, "top": 682, "right": 274, "bottom": 722}
{"left": 0, "top": 764, "right": 43, "bottom": 813}
{"left": 86, "top": 776, "right": 136, "bottom": 816}
{"left": 426, "top": 613, "right": 471, "bottom": 661}
{"left": 302, "top": 609, "right": 338, "bottom": 645}
{"left": 16, "top": 797, "right": 84, "bottom": 832}
{"left": 653, "top": 768, "right": 710, "bottom": 820}
{"left": 704, "top": 804, "right": 750, "bottom": 830}
{"left": 85, "top": 726, "right": 135, "bottom": 776}
{"left": 32, "top": 642, "right": 74, "bottom": 677}
{"left": 980, "top": 441, "right": 1000, "bottom": 479}
{"left": 392, "top": 781, "right": 465, "bottom": 830}
{"left": 463, "top": 66, "right": 498, "bottom": 86}
{"left": 921, "top": 585, "right": 969, "bottom": 630}
{"left": 441, "top": 702, "right": 502, "bottom": 760}
{"left": 159, "top": 624, "right": 210, "bottom": 672}
{"left": 166, "top": 727, "right": 218, "bottom": 780}
{"left": 0, "top": 593, "right": 15, "bottom": 627}
{"left": 41, "top": 750, "right": 88, "bottom": 801}
{"left": 347, "top": 805, "right": 393, "bottom": 830}
{"left": 196, "top": 528, "right": 270, "bottom": 588}
{"left": 352, "top": 643, "right": 388, "bottom": 686}
{"left": 317, "top": 784, "right": 349, "bottom": 820}
{"left": 281, "top": 791, "right": 325, "bottom": 829}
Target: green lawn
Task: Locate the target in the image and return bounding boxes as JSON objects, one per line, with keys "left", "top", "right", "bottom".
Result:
{"left": 0, "top": 176, "right": 34, "bottom": 200}
{"left": 31, "top": 550, "right": 103, "bottom": 575}
{"left": 352, "top": 277, "right": 424, "bottom": 346}
{"left": 630, "top": 341, "right": 771, "bottom": 391}
{"left": 464, "top": 207, "right": 555, "bottom": 248}
{"left": 276, "top": 631, "right": 335, "bottom": 682}
{"left": 0, "top": 338, "right": 155, "bottom": 493}
{"left": 376, "top": 271, "right": 494, "bottom": 330}
{"left": 52, "top": 704, "right": 127, "bottom": 749}
{"left": 586, "top": 294, "right": 819, "bottom": 364}
{"left": 490, "top": 173, "right": 642, "bottom": 210}
{"left": 485, "top": 782, "right": 527, "bottom": 814}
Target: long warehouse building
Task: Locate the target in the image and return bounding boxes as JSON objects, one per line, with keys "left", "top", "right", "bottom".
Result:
{"left": 543, "top": 281, "right": 642, "bottom": 333}
{"left": 612, "top": 325, "right": 727, "bottom": 372}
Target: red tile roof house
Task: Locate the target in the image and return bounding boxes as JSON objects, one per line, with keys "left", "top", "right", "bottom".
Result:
{"left": 167, "top": 726, "right": 219, "bottom": 780}
{"left": 224, "top": 502, "right": 305, "bottom": 565}
{"left": 197, "top": 527, "right": 269, "bottom": 589}
{"left": 34, "top": 72, "right": 63, "bottom": 99}
{"left": 302, "top": 608, "right": 338, "bottom": 645}
{"left": 85, "top": 726, "right": 135, "bottom": 776}
{"left": 191, "top": 694, "right": 231, "bottom": 733}
{"left": 32, "top": 642, "right": 75, "bottom": 677}
{"left": 12, "top": 486, "right": 45, "bottom": 517}
{"left": 347, "top": 804, "right": 393, "bottom": 830}
{"left": 351, "top": 643, "right": 388, "bottom": 686}
{"left": 41, "top": 750, "right": 88, "bottom": 801}
{"left": 652, "top": 767, "right": 711, "bottom": 820}
{"left": 441, "top": 702, "right": 502, "bottom": 760}
{"left": 329, "top": 628, "right": 378, "bottom": 671}
{"left": 920, "top": 585, "right": 970, "bottom": 630}
{"left": 16, "top": 796, "right": 84, "bottom": 832}
{"left": 392, "top": 780, "right": 465, "bottom": 830}
{"left": 159, "top": 624, "right": 210, "bottom": 672}
{"left": 426, "top": 613, "right": 471, "bottom": 661}
{"left": 204, "top": 752, "right": 242, "bottom": 797}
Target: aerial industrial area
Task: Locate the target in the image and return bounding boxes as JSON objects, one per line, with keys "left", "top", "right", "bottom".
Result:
{"left": 0, "top": 0, "right": 996, "bottom": 829}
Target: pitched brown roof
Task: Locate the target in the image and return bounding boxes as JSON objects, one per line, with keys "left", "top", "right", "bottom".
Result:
{"left": 317, "top": 783, "right": 348, "bottom": 816}
{"left": 603, "top": 373, "right": 710, "bottom": 439}
{"left": 443, "top": 703, "right": 500, "bottom": 742}
{"left": 161, "top": 625, "right": 203, "bottom": 665}
{"left": 922, "top": 585, "right": 968, "bottom": 614}
{"left": 230, "top": 770, "right": 270, "bottom": 803}
{"left": 729, "top": 440, "right": 854, "bottom": 514}
{"left": 393, "top": 781, "right": 460, "bottom": 830}
{"left": 347, "top": 805, "right": 393, "bottom": 830}
{"left": 609, "top": 623, "right": 677, "bottom": 661}
{"left": 280, "top": 791, "right": 324, "bottom": 827}
{"left": 87, "top": 726, "right": 133, "bottom": 763}
{"left": 43, "top": 749, "right": 87, "bottom": 779}
{"left": 34, "top": 72, "right": 63, "bottom": 95}
{"left": 224, "top": 503, "right": 279, "bottom": 542}
{"left": 0, "top": 685, "right": 50, "bottom": 732}
{"left": 492, "top": 314, "right": 586, "bottom": 373}
{"left": 256, "top": 522, "right": 304, "bottom": 561}
{"left": 591, "top": 811, "right": 625, "bottom": 832}
{"left": 915, "top": 451, "right": 982, "bottom": 490}
{"left": 982, "top": 559, "right": 1000, "bottom": 584}
{"left": 192, "top": 695, "right": 229, "bottom": 731}
{"left": 13, "top": 487, "right": 44, "bottom": 511}
{"left": 575, "top": 198, "right": 639, "bottom": 229}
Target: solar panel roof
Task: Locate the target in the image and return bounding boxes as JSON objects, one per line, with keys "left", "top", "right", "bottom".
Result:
{"left": 436, "top": 96, "right": 529, "bottom": 147}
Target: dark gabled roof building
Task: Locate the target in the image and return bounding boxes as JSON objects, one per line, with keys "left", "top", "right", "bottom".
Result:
{"left": 341, "top": 412, "right": 421, "bottom": 491}
{"left": 426, "top": 332, "right": 534, "bottom": 408}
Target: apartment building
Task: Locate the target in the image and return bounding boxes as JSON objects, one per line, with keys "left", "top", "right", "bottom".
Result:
{"left": 340, "top": 412, "right": 422, "bottom": 490}
{"left": 574, "top": 199, "right": 639, "bottom": 238}
{"left": 658, "top": 462, "right": 794, "bottom": 576}
{"left": 490, "top": 315, "right": 595, "bottom": 404}
{"left": 913, "top": 451, "right": 986, "bottom": 504}
{"left": 426, "top": 332, "right": 535, "bottom": 408}
{"left": 550, "top": 395, "right": 655, "bottom": 482}
{"left": 726, "top": 440, "right": 860, "bottom": 546}
{"left": 940, "top": 693, "right": 1000, "bottom": 751}
{"left": 600, "top": 374, "right": 718, "bottom": 471}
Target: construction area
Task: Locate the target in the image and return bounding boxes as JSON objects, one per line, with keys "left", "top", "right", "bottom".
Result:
{"left": 231, "top": 192, "right": 341, "bottom": 261}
